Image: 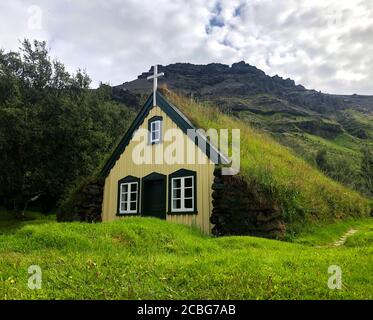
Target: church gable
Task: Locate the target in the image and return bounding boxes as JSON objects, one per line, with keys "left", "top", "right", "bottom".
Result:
{"left": 100, "top": 91, "right": 228, "bottom": 178}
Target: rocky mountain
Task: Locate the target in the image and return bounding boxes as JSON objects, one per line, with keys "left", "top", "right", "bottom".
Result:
{"left": 112, "top": 62, "right": 373, "bottom": 196}
{"left": 116, "top": 61, "right": 373, "bottom": 113}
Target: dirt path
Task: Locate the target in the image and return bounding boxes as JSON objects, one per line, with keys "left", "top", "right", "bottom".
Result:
{"left": 333, "top": 229, "right": 358, "bottom": 247}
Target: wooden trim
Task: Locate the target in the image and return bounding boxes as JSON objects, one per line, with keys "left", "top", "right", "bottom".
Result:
{"left": 142, "top": 172, "right": 166, "bottom": 182}
{"left": 167, "top": 211, "right": 199, "bottom": 216}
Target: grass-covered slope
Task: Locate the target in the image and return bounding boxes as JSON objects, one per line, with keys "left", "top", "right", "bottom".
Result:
{"left": 163, "top": 90, "right": 371, "bottom": 235}
{"left": 0, "top": 214, "right": 372, "bottom": 299}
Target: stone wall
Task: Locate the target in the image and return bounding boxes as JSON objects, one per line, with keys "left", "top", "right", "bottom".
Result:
{"left": 210, "top": 167, "right": 285, "bottom": 239}
{"left": 57, "top": 179, "right": 104, "bottom": 223}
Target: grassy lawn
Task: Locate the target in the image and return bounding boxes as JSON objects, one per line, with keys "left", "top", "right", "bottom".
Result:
{"left": 0, "top": 212, "right": 372, "bottom": 300}
{"left": 292, "top": 218, "right": 373, "bottom": 246}
{"left": 0, "top": 210, "right": 55, "bottom": 235}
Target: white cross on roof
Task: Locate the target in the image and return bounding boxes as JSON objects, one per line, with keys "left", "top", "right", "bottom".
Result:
{"left": 147, "top": 65, "right": 164, "bottom": 106}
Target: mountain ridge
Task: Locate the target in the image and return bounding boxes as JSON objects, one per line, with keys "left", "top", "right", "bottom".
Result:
{"left": 116, "top": 61, "right": 373, "bottom": 114}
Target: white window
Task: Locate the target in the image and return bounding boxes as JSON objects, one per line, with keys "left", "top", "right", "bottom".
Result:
{"left": 171, "top": 176, "right": 194, "bottom": 212}
{"left": 150, "top": 120, "right": 161, "bottom": 144}
{"left": 119, "top": 182, "right": 138, "bottom": 214}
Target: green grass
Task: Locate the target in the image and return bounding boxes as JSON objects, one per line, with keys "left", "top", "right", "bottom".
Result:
{"left": 0, "top": 210, "right": 55, "bottom": 235}
{"left": 342, "top": 109, "right": 373, "bottom": 139}
{"left": 344, "top": 222, "right": 373, "bottom": 248}
{"left": 215, "top": 94, "right": 373, "bottom": 197}
{"left": 0, "top": 214, "right": 372, "bottom": 300}
{"left": 305, "top": 133, "right": 358, "bottom": 155}
{"left": 278, "top": 131, "right": 362, "bottom": 172}
{"left": 164, "top": 91, "right": 371, "bottom": 234}
{"left": 292, "top": 218, "right": 373, "bottom": 246}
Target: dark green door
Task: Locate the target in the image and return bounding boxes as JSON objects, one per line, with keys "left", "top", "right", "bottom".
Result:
{"left": 142, "top": 179, "right": 166, "bottom": 219}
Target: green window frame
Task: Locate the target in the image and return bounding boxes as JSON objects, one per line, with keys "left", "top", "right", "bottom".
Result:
{"left": 148, "top": 116, "right": 163, "bottom": 145}
{"left": 168, "top": 169, "right": 197, "bottom": 215}
{"left": 117, "top": 176, "right": 140, "bottom": 215}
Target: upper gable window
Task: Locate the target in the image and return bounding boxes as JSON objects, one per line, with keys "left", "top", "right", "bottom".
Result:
{"left": 148, "top": 116, "right": 163, "bottom": 144}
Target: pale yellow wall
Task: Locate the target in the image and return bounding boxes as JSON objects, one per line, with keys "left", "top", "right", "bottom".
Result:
{"left": 102, "top": 106, "right": 215, "bottom": 234}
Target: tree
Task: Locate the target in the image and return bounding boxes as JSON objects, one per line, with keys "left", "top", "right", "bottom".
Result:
{"left": 316, "top": 149, "right": 330, "bottom": 173}
{"left": 361, "top": 145, "right": 373, "bottom": 196}
{"left": 0, "top": 40, "right": 135, "bottom": 218}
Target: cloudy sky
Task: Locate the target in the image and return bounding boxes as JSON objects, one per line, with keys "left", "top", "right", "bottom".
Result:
{"left": 0, "top": 0, "right": 372, "bottom": 94}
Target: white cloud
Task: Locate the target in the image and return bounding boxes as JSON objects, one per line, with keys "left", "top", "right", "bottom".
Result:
{"left": 0, "top": 0, "right": 372, "bottom": 94}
